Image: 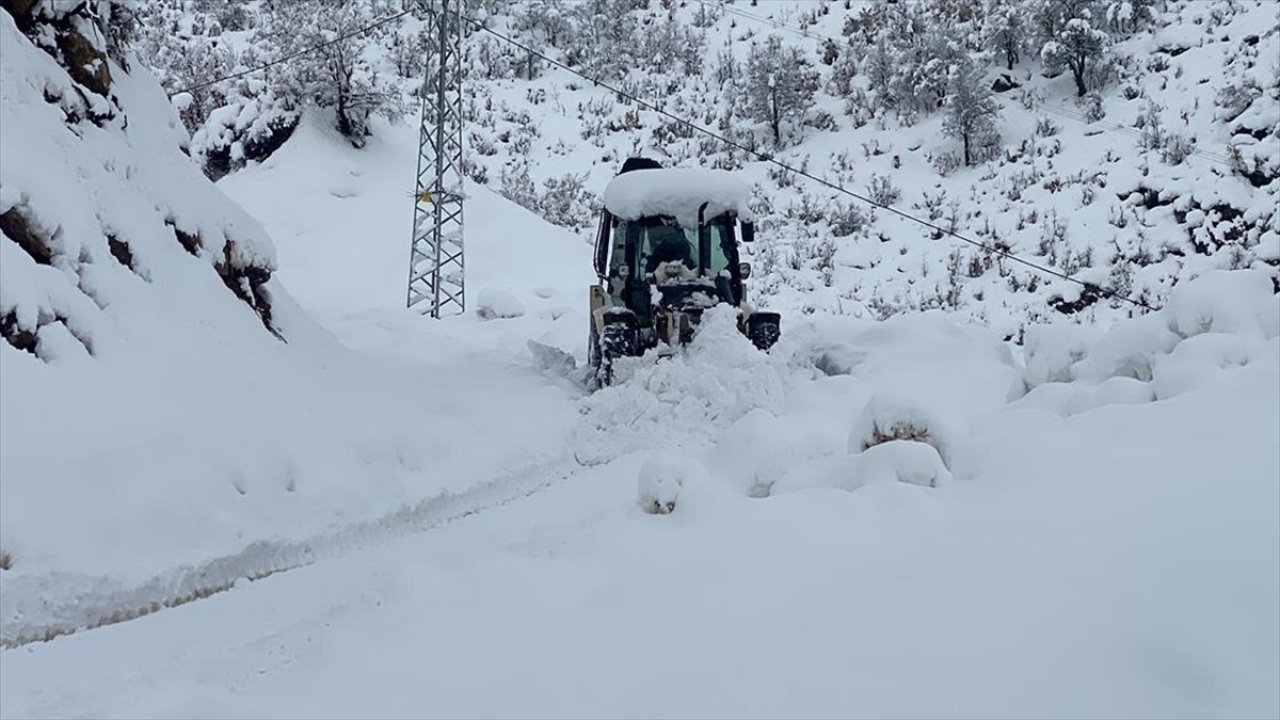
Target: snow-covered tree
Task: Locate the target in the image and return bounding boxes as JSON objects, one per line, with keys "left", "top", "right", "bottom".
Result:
{"left": 865, "top": 37, "right": 897, "bottom": 108}
{"left": 258, "top": 0, "right": 406, "bottom": 146}
{"left": 984, "top": 0, "right": 1025, "bottom": 70}
{"left": 515, "top": 0, "right": 574, "bottom": 49}
{"left": 744, "top": 34, "right": 819, "bottom": 147}
{"left": 1104, "top": 0, "right": 1156, "bottom": 36}
{"left": 1031, "top": 0, "right": 1097, "bottom": 45}
{"left": 1041, "top": 16, "right": 1110, "bottom": 97}
{"left": 565, "top": 0, "right": 639, "bottom": 82}
{"left": 641, "top": 15, "right": 705, "bottom": 77}
{"left": 942, "top": 58, "right": 1001, "bottom": 165}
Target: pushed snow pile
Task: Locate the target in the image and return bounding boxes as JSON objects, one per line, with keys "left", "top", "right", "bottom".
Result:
{"left": 573, "top": 305, "right": 785, "bottom": 465}
{"left": 637, "top": 455, "right": 687, "bottom": 514}
{"left": 603, "top": 167, "right": 754, "bottom": 228}
{"left": 475, "top": 287, "right": 526, "bottom": 320}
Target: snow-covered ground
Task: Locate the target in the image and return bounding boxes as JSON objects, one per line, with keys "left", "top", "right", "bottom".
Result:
{"left": 5, "top": 100, "right": 1280, "bottom": 718}
{"left": 3, "top": 285, "right": 1278, "bottom": 718}
{"left": 0, "top": 9, "right": 590, "bottom": 648}
{"left": 3, "top": 4, "right": 1279, "bottom": 716}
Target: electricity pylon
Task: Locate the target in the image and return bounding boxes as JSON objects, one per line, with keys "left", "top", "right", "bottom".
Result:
{"left": 406, "top": 0, "right": 465, "bottom": 317}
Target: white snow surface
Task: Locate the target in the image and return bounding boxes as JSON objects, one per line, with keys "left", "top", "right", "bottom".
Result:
{"left": 602, "top": 166, "right": 755, "bottom": 227}
{"left": 2, "top": 14, "right": 1279, "bottom": 716}
{"left": 0, "top": 19, "right": 589, "bottom": 647}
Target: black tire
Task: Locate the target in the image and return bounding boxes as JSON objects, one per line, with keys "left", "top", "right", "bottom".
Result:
{"left": 596, "top": 318, "right": 639, "bottom": 387}
{"left": 746, "top": 312, "right": 781, "bottom": 352}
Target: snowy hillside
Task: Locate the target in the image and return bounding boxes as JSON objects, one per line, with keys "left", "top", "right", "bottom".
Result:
{"left": 1, "top": 1, "right": 1278, "bottom": 718}
{"left": 133, "top": 0, "right": 1280, "bottom": 337}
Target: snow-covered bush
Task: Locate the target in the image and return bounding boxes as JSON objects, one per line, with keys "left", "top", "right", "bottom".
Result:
{"left": 476, "top": 288, "right": 527, "bottom": 320}
{"left": 538, "top": 172, "right": 596, "bottom": 231}
{"left": 637, "top": 455, "right": 688, "bottom": 514}
{"left": 849, "top": 393, "right": 954, "bottom": 469}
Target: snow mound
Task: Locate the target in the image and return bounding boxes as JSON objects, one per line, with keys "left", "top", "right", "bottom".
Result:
{"left": 708, "top": 408, "right": 847, "bottom": 497}
{"left": 850, "top": 392, "right": 955, "bottom": 469}
{"left": 572, "top": 305, "right": 785, "bottom": 465}
{"left": 476, "top": 287, "right": 526, "bottom": 320}
{"left": 857, "top": 440, "right": 953, "bottom": 489}
{"left": 602, "top": 167, "right": 754, "bottom": 228}
{"left": 1151, "top": 332, "right": 1262, "bottom": 400}
{"left": 1023, "top": 271, "right": 1278, "bottom": 394}
{"left": 637, "top": 454, "right": 687, "bottom": 514}
{"left": 1164, "top": 269, "right": 1279, "bottom": 341}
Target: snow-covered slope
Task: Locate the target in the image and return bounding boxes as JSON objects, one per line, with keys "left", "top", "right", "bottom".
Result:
{"left": 456, "top": 0, "right": 1279, "bottom": 337}
{"left": 0, "top": 5, "right": 586, "bottom": 647}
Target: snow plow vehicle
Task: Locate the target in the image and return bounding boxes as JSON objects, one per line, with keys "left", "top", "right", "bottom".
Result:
{"left": 588, "top": 158, "right": 781, "bottom": 386}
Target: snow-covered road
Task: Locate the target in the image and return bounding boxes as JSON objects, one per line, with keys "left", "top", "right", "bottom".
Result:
{"left": 4, "top": 336, "right": 1277, "bottom": 718}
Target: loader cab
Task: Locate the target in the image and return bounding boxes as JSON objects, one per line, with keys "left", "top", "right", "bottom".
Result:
{"left": 595, "top": 211, "right": 752, "bottom": 312}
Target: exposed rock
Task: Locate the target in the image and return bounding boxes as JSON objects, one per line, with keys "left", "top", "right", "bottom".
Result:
{"left": 54, "top": 25, "right": 111, "bottom": 97}
{"left": 991, "top": 74, "right": 1021, "bottom": 93}
{"left": 0, "top": 205, "right": 54, "bottom": 265}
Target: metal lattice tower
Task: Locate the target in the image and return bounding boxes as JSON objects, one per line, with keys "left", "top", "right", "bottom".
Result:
{"left": 407, "top": 0, "right": 465, "bottom": 317}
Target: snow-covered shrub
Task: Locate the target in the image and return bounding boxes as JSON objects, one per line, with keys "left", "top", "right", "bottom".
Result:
{"left": 475, "top": 288, "right": 526, "bottom": 320}
{"left": 1163, "top": 269, "right": 1279, "bottom": 341}
{"left": 1079, "top": 92, "right": 1105, "bottom": 122}
{"left": 192, "top": 92, "right": 300, "bottom": 180}
{"left": 849, "top": 393, "right": 954, "bottom": 469}
{"left": 538, "top": 172, "right": 596, "bottom": 231}
{"left": 1215, "top": 79, "right": 1263, "bottom": 123}
{"left": 637, "top": 455, "right": 688, "bottom": 514}
{"left": 828, "top": 202, "right": 868, "bottom": 238}
{"left": 867, "top": 174, "right": 901, "bottom": 207}
{"left": 1160, "top": 134, "right": 1195, "bottom": 166}
{"left": 498, "top": 162, "right": 539, "bottom": 213}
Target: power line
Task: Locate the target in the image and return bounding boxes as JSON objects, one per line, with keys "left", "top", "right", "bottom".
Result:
{"left": 460, "top": 15, "right": 1159, "bottom": 312}
{"left": 166, "top": 8, "right": 414, "bottom": 98}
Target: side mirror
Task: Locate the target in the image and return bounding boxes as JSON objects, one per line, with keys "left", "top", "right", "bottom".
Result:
{"left": 738, "top": 262, "right": 752, "bottom": 279}
{"left": 740, "top": 222, "right": 755, "bottom": 243}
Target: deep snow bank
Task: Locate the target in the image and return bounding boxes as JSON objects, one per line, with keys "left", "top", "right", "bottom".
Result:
{"left": 0, "top": 6, "right": 583, "bottom": 647}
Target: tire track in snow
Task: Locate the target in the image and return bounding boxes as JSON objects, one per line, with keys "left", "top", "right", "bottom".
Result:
{"left": 0, "top": 454, "right": 580, "bottom": 649}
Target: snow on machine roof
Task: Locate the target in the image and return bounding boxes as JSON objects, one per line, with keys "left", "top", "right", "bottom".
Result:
{"left": 602, "top": 167, "right": 754, "bottom": 229}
